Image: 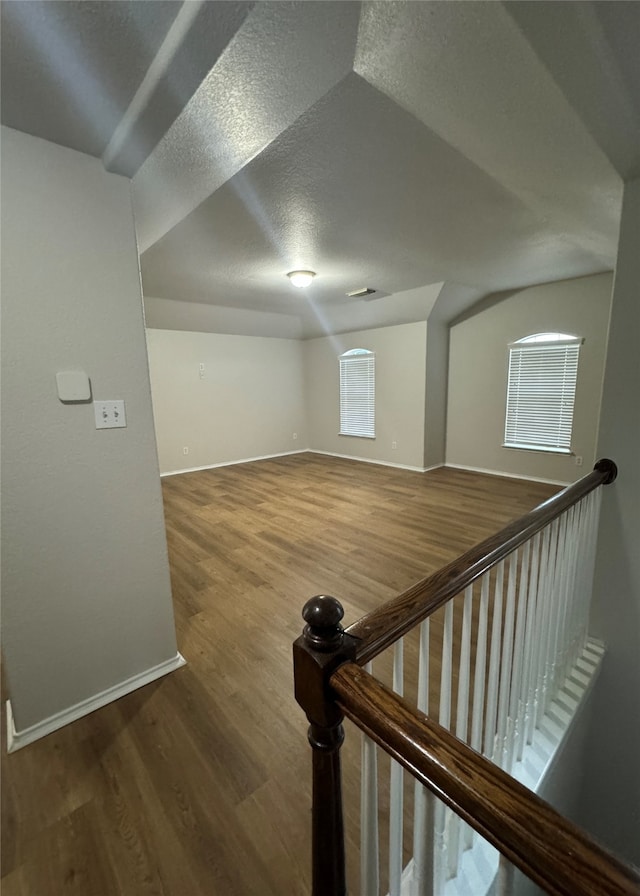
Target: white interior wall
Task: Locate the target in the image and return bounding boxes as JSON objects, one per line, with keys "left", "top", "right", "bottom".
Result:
{"left": 445, "top": 273, "right": 613, "bottom": 484}
{"left": 303, "top": 321, "right": 428, "bottom": 470}
{"left": 577, "top": 177, "right": 640, "bottom": 865}
{"left": 0, "top": 127, "right": 180, "bottom": 742}
{"left": 146, "top": 328, "right": 307, "bottom": 474}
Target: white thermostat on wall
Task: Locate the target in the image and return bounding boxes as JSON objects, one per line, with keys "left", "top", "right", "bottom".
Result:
{"left": 56, "top": 370, "right": 91, "bottom": 402}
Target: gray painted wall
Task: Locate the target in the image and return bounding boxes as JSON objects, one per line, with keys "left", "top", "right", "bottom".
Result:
{"left": 303, "top": 321, "right": 428, "bottom": 469}
{"left": 146, "top": 328, "right": 307, "bottom": 474}
{"left": 446, "top": 273, "right": 613, "bottom": 483}
{"left": 424, "top": 320, "right": 449, "bottom": 469}
{"left": 577, "top": 177, "right": 640, "bottom": 865}
{"left": 1, "top": 127, "right": 179, "bottom": 733}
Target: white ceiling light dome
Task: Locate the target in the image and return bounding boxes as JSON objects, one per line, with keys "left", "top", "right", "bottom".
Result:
{"left": 287, "top": 270, "right": 316, "bottom": 288}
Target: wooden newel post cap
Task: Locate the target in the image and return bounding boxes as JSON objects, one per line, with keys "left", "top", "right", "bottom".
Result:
{"left": 594, "top": 458, "right": 618, "bottom": 485}
{"left": 294, "top": 594, "right": 355, "bottom": 726}
{"left": 302, "top": 595, "right": 345, "bottom": 652}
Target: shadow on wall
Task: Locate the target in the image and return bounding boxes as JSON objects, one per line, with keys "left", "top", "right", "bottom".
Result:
{"left": 449, "top": 287, "right": 531, "bottom": 326}
{"left": 580, "top": 488, "right": 640, "bottom": 866}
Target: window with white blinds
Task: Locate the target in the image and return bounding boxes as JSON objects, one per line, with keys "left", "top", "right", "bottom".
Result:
{"left": 504, "top": 334, "right": 582, "bottom": 453}
{"left": 339, "top": 349, "right": 375, "bottom": 438}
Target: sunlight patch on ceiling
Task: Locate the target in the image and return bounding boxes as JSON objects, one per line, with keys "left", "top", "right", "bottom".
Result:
{"left": 133, "top": 1, "right": 360, "bottom": 252}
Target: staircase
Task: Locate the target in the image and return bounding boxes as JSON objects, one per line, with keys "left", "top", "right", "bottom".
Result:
{"left": 294, "top": 459, "right": 640, "bottom": 895}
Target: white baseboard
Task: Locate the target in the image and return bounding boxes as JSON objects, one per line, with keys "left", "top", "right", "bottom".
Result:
{"left": 6, "top": 652, "right": 186, "bottom": 753}
{"left": 444, "top": 462, "right": 571, "bottom": 487}
{"left": 160, "top": 449, "right": 308, "bottom": 477}
{"left": 162, "top": 453, "right": 569, "bottom": 485}
{"left": 309, "top": 449, "right": 443, "bottom": 474}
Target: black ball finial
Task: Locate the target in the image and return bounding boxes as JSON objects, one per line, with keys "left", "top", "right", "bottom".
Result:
{"left": 302, "top": 595, "right": 345, "bottom": 652}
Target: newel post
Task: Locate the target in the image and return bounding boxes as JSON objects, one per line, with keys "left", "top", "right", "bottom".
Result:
{"left": 293, "top": 595, "right": 357, "bottom": 896}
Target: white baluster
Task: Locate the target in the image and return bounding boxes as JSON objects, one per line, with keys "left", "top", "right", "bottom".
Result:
{"left": 412, "top": 620, "right": 435, "bottom": 896}
{"left": 573, "top": 495, "right": 593, "bottom": 664}
{"left": 434, "top": 601, "right": 454, "bottom": 890}
{"left": 560, "top": 505, "right": 581, "bottom": 684}
{"left": 389, "top": 641, "right": 404, "bottom": 896}
{"left": 467, "top": 574, "right": 490, "bottom": 850}
{"left": 447, "top": 586, "right": 473, "bottom": 876}
{"left": 541, "top": 519, "right": 560, "bottom": 717}
{"left": 529, "top": 525, "right": 550, "bottom": 741}
{"left": 495, "top": 551, "right": 518, "bottom": 768}
{"left": 547, "top": 513, "right": 566, "bottom": 702}
{"left": 416, "top": 619, "right": 430, "bottom": 718}
{"left": 361, "top": 661, "right": 379, "bottom": 896}
{"left": 507, "top": 540, "right": 530, "bottom": 772}
{"left": 564, "top": 502, "right": 580, "bottom": 673}
{"left": 552, "top": 510, "right": 576, "bottom": 698}
{"left": 496, "top": 855, "right": 515, "bottom": 895}
{"left": 484, "top": 561, "right": 505, "bottom": 758}
{"left": 566, "top": 507, "right": 580, "bottom": 682}
{"left": 536, "top": 521, "right": 558, "bottom": 727}
{"left": 569, "top": 501, "right": 583, "bottom": 633}
{"left": 456, "top": 586, "right": 474, "bottom": 744}
{"left": 471, "top": 575, "right": 490, "bottom": 754}
{"left": 440, "top": 600, "right": 453, "bottom": 730}
{"left": 412, "top": 787, "right": 435, "bottom": 896}
{"left": 519, "top": 532, "right": 540, "bottom": 758}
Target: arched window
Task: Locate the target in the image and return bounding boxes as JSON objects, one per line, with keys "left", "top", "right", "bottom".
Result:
{"left": 504, "top": 333, "right": 582, "bottom": 453}
{"left": 339, "top": 349, "right": 375, "bottom": 438}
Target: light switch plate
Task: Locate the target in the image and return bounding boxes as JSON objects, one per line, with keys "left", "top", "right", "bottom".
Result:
{"left": 94, "top": 400, "right": 127, "bottom": 429}
{"left": 56, "top": 370, "right": 91, "bottom": 402}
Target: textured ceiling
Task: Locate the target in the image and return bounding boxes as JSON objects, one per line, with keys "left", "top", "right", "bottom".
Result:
{"left": 1, "top": 0, "right": 182, "bottom": 158}
{"left": 2, "top": 1, "right": 639, "bottom": 339}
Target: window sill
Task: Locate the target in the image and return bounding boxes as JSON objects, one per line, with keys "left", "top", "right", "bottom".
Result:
{"left": 339, "top": 432, "right": 376, "bottom": 439}
{"left": 502, "top": 443, "right": 572, "bottom": 456}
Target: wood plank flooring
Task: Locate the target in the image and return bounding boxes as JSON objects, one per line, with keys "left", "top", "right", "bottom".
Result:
{"left": 1, "top": 454, "right": 558, "bottom": 895}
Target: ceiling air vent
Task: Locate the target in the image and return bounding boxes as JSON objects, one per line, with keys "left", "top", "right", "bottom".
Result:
{"left": 346, "top": 287, "right": 377, "bottom": 298}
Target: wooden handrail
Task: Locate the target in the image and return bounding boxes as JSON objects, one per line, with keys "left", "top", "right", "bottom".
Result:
{"left": 331, "top": 660, "right": 640, "bottom": 896}
{"left": 347, "top": 458, "right": 617, "bottom": 664}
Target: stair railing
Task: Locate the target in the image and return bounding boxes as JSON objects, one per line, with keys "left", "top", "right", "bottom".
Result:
{"left": 331, "top": 659, "right": 640, "bottom": 896}
{"left": 293, "top": 459, "right": 640, "bottom": 895}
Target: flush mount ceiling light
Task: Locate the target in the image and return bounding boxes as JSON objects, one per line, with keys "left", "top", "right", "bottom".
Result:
{"left": 287, "top": 270, "right": 316, "bottom": 288}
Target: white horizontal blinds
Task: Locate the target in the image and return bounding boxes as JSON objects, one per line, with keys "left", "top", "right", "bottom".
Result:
{"left": 504, "top": 335, "right": 581, "bottom": 452}
{"left": 339, "top": 349, "right": 375, "bottom": 438}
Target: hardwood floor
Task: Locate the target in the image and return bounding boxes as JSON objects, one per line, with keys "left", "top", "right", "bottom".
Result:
{"left": 1, "top": 454, "right": 558, "bottom": 895}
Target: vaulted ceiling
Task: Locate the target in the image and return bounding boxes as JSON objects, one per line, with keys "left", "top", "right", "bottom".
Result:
{"left": 3, "top": 1, "right": 639, "bottom": 338}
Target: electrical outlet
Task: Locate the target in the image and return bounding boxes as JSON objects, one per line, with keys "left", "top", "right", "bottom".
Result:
{"left": 199, "top": 363, "right": 205, "bottom": 380}
{"left": 392, "top": 441, "right": 397, "bottom": 450}
{"left": 293, "top": 432, "right": 298, "bottom": 440}
{"left": 94, "top": 400, "right": 126, "bottom": 429}
{"left": 183, "top": 447, "right": 189, "bottom": 455}
{"left": 575, "top": 455, "right": 583, "bottom": 466}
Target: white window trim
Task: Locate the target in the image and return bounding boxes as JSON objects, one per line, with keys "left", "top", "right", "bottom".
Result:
{"left": 503, "top": 334, "right": 583, "bottom": 455}
{"left": 339, "top": 349, "right": 375, "bottom": 439}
